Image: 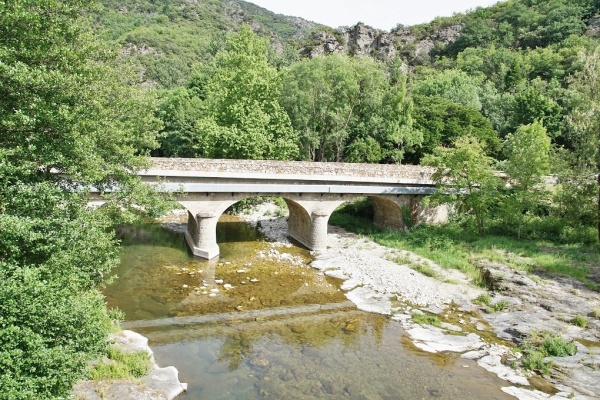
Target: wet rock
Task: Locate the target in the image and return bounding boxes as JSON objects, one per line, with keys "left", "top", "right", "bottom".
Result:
{"left": 345, "top": 286, "right": 391, "bottom": 315}
{"left": 406, "top": 326, "right": 485, "bottom": 353}
{"left": 440, "top": 322, "right": 463, "bottom": 332}
{"left": 289, "top": 323, "right": 307, "bottom": 334}
{"left": 205, "top": 361, "right": 230, "bottom": 374}
{"left": 249, "top": 358, "right": 270, "bottom": 369}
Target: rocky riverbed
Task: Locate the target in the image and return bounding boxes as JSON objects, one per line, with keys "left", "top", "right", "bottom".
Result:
{"left": 239, "top": 202, "right": 600, "bottom": 400}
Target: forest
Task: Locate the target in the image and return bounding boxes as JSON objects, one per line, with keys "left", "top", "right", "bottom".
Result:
{"left": 1, "top": 0, "right": 599, "bottom": 398}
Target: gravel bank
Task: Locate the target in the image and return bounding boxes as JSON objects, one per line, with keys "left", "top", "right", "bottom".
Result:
{"left": 239, "top": 201, "right": 600, "bottom": 400}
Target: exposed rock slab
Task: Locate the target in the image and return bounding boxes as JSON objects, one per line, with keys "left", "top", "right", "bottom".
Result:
{"left": 71, "top": 330, "right": 187, "bottom": 400}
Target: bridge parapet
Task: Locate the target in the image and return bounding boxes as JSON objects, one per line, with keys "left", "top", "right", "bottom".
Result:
{"left": 149, "top": 157, "right": 435, "bottom": 183}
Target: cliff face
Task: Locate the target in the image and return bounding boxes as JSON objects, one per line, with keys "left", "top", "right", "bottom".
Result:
{"left": 303, "top": 22, "right": 463, "bottom": 65}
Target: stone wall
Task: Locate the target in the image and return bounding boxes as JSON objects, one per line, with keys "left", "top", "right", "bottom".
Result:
{"left": 150, "top": 157, "right": 434, "bottom": 182}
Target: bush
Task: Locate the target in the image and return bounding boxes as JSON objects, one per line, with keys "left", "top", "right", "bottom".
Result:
{"left": 571, "top": 315, "right": 588, "bottom": 328}
{"left": 412, "top": 312, "right": 441, "bottom": 327}
{"left": 520, "top": 331, "right": 576, "bottom": 375}
{"left": 89, "top": 347, "right": 152, "bottom": 380}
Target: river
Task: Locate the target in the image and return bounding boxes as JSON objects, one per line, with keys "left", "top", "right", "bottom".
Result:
{"left": 103, "top": 214, "right": 514, "bottom": 399}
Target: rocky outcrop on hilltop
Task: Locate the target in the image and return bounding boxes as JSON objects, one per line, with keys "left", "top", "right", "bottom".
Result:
{"left": 302, "top": 21, "right": 463, "bottom": 65}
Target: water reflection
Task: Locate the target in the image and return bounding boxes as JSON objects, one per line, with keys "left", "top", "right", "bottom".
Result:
{"left": 106, "top": 217, "right": 514, "bottom": 399}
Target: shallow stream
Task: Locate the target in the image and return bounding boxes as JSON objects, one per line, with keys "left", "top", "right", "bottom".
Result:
{"left": 104, "top": 215, "right": 514, "bottom": 399}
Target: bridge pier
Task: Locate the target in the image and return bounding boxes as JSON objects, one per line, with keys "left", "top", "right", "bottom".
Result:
{"left": 285, "top": 196, "right": 345, "bottom": 251}
{"left": 185, "top": 211, "right": 221, "bottom": 259}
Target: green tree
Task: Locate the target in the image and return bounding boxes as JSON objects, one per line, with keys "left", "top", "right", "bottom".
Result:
{"left": 281, "top": 54, "right": 420, "bottom": 163}
{"left": 423, "top": 136, "right": 501, "bottom": 234}
{"left": 196, "top": 25, "right": 298, "bottom": 160}
{"left": 155, "top": 87, "right": 204, "bottom": 157}
{"left": 411, "top": 95, "right": 500, "bottom": 162}
{"left": 0, "top": 1, "right": 166, "bottom": 397}
{"left": 412, "top": 68, "right": 483, "bottom": 110}
{"left": 501, "top": 121, "right": 551, "bottom": 238}
{"left": 564, "top": 46, "right": 600, "bottom": 241}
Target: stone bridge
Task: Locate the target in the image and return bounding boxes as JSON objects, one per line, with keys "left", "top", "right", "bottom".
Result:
{"left": 99, "top": 158, "right": 448, "bottom": 259}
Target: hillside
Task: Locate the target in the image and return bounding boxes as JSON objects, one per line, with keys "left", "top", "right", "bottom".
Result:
{"left": 94, "top": 0, "right": 322, "bottom": 88}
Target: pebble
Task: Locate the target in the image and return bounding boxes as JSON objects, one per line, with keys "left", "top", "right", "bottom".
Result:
{"left": 182, "top": 284, "right": 189, "bottom": 289}
{"left": 250, "top": 278, "right": 259, "bottom": 283}
{"left": 215, "top": 279, "right": 224, "bottom": 284}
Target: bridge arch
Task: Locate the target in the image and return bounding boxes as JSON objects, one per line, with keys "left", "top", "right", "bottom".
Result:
{"left": 177, "top": 193, "right": 348, "bottom": 259}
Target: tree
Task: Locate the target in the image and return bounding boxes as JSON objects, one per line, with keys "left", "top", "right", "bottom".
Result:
{"left": 564, "top": 46, "right": 600, "bottom": 241}
{"left": 0, "top": 1, "right": 166, "bottom": 397}
{"left": 412, "top": 68, "right": 483, "bottom": 110}
{"left": 501, "top": 121, "right": 551, "bottom": 238}
{"left": 411, "top": 95, "right": 500, "bottom": 162}
{"left": 281, "top": 54, "right": 420, "bottom": 163}
{"left": 155, "top": 87, "right": 204, "bottom": 157}
{"left": 196, "top": 25, "right": 298, "bottom": 160}
{"left": 423, "top": 136, "right": 501, "bottom": 234}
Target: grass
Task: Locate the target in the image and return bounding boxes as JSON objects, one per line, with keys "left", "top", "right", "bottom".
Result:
{"left": 474, "top": 293, "right": 492, "bottom": 306}
{"left": 592, "top": 308, "right": 600, "bottom": 318}
{"left": 329, "top": 206, "right": 599, "bottom": 290}
{"left": 491, "top": 299, "right": 511, "bottom": 312}
{"left": 412, "top": 263, "right": 439, "bottom": 279}
{"left": 520, "top": 331, "right": 577, "bottom": 375}
{"left": 473, "top": 293, "right": 510, "bottom": 312}
{"left": 571, "top": 314, "right": 588, "bottom": 328}
{"left": 89, "top": 347, "right": 152, "bottom": 381}
{"left": 411, "top": 311, "right": 441, "bottom": 327}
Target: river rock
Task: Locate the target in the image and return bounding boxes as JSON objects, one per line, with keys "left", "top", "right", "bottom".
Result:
{"left": 345, "top": 286, "right": 391, "bottom": 315}
{"left": 71, "top": 330, "right": 187, "bottom": 400}
{"left": 406, "top": 326, "right": 485, "bottom": 353}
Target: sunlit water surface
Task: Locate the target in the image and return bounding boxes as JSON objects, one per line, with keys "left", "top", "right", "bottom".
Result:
{"left": 104, "top": 215, "right": 513, "bottom": 399}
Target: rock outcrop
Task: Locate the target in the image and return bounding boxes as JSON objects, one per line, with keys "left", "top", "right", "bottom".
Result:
{"left": 302, "top": 21, "right": 463, "bottom": 64}
{"left": 71, "top": 330, "right": 187, "bottom": 400}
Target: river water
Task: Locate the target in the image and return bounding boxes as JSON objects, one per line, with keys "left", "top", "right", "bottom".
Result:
{"left": 104, "top": 215, "right": 514, "bottom": 399}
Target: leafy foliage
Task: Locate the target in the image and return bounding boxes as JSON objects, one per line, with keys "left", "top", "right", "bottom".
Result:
{"left": 281, "top": 54, "right": 421, "bottom": 162}
{"left": 0, "top": 1, "right": 167, "bottom": 397}
{"left": 501, "top": 121, "right": 552, "bottom": 238}
{"left": 423, "top": 136, "right": 502, "bottom": 234}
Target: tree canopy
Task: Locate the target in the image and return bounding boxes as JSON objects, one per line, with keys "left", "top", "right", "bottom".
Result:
{"left": 0, "top": 1, "right": 166, "bottom": 397}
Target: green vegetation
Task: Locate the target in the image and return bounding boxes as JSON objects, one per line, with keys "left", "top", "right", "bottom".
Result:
{"left": 571, "top": 314, "right": 589, "bottom": 328}
{"left": 520, "top": 331, "right": 577, "bottom": 375}
{"left": 89, "top": 347, "right": 152, "bottom": 380}
{"left": 491, "top": 299, "right": 511, "bottom": 312}
{"left": 0, "top": 1, "right": 170, "bottom": 398}
{"left": 592, "top": 308, "right": 600, "bottom": 318}
{"left": 3, "top": 0, "right": 600, "bottom": 396}
{"left": 94, "top": 0, "right": 320, "bottom": 88}
{"left": 474, "top": 293, "right": 492, "bottom": 307}
{"left": 411, "top": 263, "right": 439, "bottom": 279}
{"left": 473, "top": 294, "right": 511, "bottom": 312}
{"left": 411, "top": 312, "right": 441, "bottom": 327}
{"left": 331, "top": 202, "right": 598, "bottom": 289}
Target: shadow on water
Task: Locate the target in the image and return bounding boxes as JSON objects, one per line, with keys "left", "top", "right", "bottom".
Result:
{"left": 106, "top": 216, "right": 515, "bottom": 400}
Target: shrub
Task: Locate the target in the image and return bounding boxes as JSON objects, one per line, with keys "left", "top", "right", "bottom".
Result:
{"left": 474, "top": 293, "right": 492, "bottom": 306}
{"left": 520, "top": 331, "right": 576, "bottom": 375}
{"left": 89, "top": 347, "right": 152, "bottom": 380}
{"left": 571, "top": 315, "right": 588, "bottom": 328}
{"left": 412, "top": 312, "right": 441, "bottom": 327}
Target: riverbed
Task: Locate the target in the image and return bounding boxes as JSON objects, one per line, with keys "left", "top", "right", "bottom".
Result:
{"left": 104, "top": 212, "right": 516, "bottom": 399}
